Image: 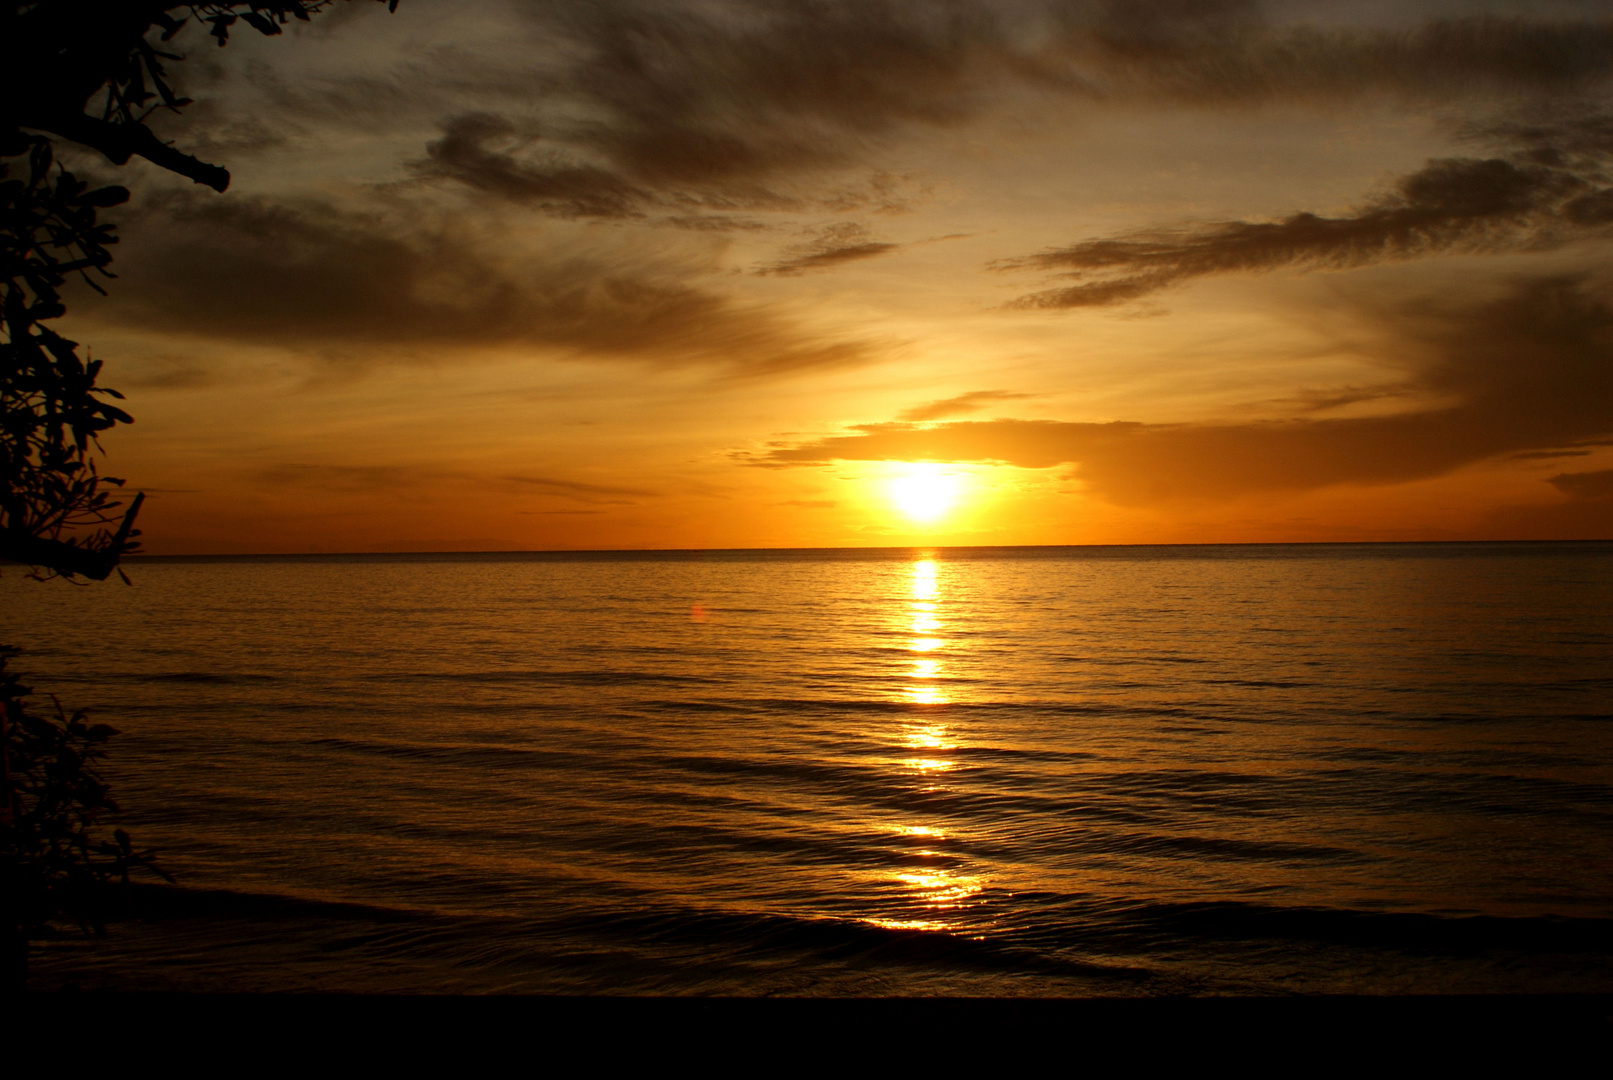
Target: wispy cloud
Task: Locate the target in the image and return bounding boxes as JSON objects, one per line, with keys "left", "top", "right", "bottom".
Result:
{"left": 899, "top": 389, "right": 1033, "bottom": 421}
{"left": 755, "top": 222, "right": 899, "bottom": 275}
{"left": 90, "top": 192, "right": 876, "bottom": 377}
{"left": 1001, "top": 125, "right": 1613, "bottom": 308}
{"left": 418, "top": 113, "right": 647, "bottom": 219}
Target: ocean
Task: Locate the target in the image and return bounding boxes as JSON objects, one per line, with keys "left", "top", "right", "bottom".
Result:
{"left": 4, "top": 542, "right": 1611, "bottom": 995}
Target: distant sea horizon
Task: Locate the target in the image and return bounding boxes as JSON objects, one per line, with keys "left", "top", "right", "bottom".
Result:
{"left": 116, "top": 537, "right": 1613, "bottom": 564}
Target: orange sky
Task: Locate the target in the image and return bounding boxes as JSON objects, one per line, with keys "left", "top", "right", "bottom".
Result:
{"left": 60, "top": 1, "right": 1613, "bottom": 552}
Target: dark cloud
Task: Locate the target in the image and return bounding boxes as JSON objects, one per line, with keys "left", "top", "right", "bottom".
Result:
{"left": 1064, "top": 10, "right": 1613, "bottom": 103}
{"left": 540, "top": 0, "right": 1004, "bottom": 194}
{"left": 419, "top": 113, "right": 647, "bottom": 219}
{"left": 413, "top": 111, "right": 919, "bottom": 221}
{"left": 661, "top": 215, "right": 769, "bottom": 232}
{"left": 550, "top": 3, "right": 1613, "bottom": 176}
{"left": 378, "top": 4, "right": 1613, "bottom": 217}
{"left": 755, "top": 223, "right": 899, "bottom": 275}
{"left": 85, "top": 193, "right": 873, "bottom": 377}
{"left": 1548, "top": 468, "right": 1613, "bottom": 499}
{"left": 899, "top": 389, "right": 1034, "bottom": 421}
{"left": 1001, "top": 148, "right": 1611, "bottom": 308}
{"left": 752, "top": 276, "right": 1613, "bottom": 504}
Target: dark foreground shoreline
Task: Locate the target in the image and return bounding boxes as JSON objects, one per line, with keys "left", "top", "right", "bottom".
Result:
{"left": 12, "top": 993, "right": 1612, "bottom": 1063}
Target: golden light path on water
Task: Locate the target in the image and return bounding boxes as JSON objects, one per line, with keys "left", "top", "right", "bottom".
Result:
{"left": 866, "top": 556, "right": 985, "bottom": 933}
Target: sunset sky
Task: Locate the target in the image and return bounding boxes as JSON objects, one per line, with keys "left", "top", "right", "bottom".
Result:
{"left": 63, "top": 0, "right": 1613, "bottom": 552}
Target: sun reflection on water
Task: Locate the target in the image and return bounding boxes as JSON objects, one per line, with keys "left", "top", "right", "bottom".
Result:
{"left": 896, "top": 869, "right": 980, "bottom": 906}
{"left": 865, "top": 863, "right": 984, "bottom": 932}
{"left": 904, "top": 559, "right": 948, "bottom": 704}
{"left": 861, "top": 557, "right": 986, "bottom": 934}
{"left": 910, "top": 558, "right": 939, "bottom": 600}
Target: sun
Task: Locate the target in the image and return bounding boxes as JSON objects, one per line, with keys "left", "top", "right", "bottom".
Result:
{"left": 889, "top": 463, "right": 960, "bottom": 523}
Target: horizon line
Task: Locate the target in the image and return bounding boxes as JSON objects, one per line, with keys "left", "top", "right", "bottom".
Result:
{"left": 117, "top": 537, "right": 1613, "bottom": 562}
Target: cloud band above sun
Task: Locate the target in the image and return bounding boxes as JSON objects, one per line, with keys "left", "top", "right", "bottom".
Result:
{"left": 753, "top": 277, "right": 1613, "bottom": 507}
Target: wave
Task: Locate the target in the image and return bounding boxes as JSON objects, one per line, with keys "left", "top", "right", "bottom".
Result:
{"left": 136, "top": 672, "right": 287, "bottom": 685}
{"left": 105, "top": 883, "right": 1145, "bottom": 984}
{"left": 376, "top": 669, "right": 726, "bottom": 687}
{"left": 103, "top": 883, "right": 1613, "bottom": 987}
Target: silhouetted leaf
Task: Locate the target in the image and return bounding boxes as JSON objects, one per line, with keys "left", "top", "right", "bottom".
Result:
{"left": 82, "top": 186, "right": 130, "bottom": 208}
{"left": 242, "top": 13, "right": 283, "bottom": 36}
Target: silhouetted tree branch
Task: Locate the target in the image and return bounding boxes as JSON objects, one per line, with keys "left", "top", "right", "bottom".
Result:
{"left": 2, "top": 2, "right": 395, "bottom": 580}
{"left": 1, "top": 134, "right": 140, "bottom": 580}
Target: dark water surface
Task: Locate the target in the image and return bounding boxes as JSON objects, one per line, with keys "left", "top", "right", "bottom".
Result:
{"left": 5, "top": 542, "right": 1611, "bottom": 994}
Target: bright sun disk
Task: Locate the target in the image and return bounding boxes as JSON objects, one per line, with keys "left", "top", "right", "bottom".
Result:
{"left": 889, "top": 464, "right": 960, "bottom": 523}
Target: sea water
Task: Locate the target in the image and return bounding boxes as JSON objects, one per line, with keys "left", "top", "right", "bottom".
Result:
{"left": 4, "top": 543, "right": 1611, "bottom": 994}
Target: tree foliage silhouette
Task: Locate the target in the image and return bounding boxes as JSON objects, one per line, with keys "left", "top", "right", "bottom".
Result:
{"left": 2, "top": 0, "right": 397, "bottom": 989}
{"left": 2, "top": 0, "right": 397, "bottom": 579}
{"left": 1, "top": 649, "right": 172, "bottom": 988}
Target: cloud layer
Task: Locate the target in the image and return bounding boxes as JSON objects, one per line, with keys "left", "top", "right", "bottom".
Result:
{"left": 385, "top": 3, "right": 1613, "bottom": 221}
{"left": 88, "top": 193, "right": 873, "bottom": 376}
{"left": 756, "top": 276, "right": 1613, "bottom": 504}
